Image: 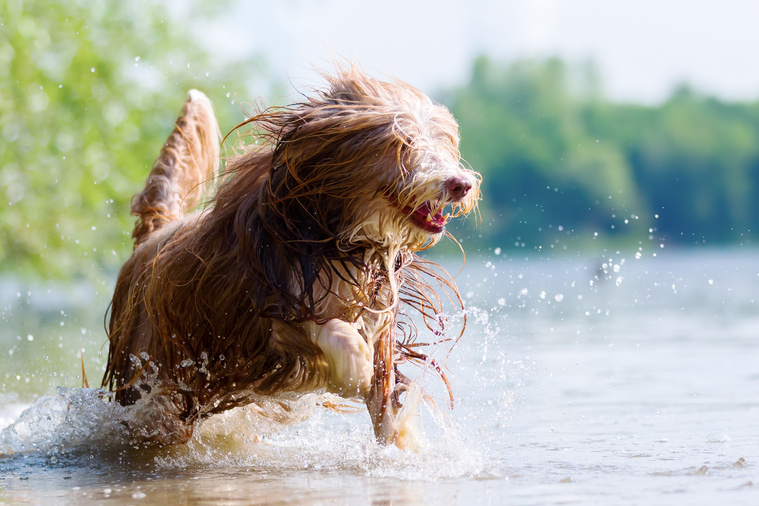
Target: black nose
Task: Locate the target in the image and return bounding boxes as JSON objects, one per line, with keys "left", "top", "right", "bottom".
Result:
{"left": 445, "top": 176, "right": 472, "bottom": 201}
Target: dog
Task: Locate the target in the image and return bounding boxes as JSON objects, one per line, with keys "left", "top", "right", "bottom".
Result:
{"left": 102, "top": 66, "right": 480, "bottom": 449}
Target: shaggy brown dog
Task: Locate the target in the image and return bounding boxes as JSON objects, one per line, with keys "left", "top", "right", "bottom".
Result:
{"left": 102, "top": 67, "right": 480, "bottom": 448}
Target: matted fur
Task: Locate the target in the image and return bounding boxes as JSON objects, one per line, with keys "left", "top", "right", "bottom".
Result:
{"left": 103, "top": 66, "right": 480, "bottom": 447}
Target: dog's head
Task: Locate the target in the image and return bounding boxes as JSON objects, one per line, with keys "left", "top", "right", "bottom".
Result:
{"left": 243, "top": 66, "right": 479, "bottom": 253}
{"left": 326, "top": 68, "right": 480, "bottom": 250}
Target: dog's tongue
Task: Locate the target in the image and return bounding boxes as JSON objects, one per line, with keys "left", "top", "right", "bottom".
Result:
{"left": 411, "top": 203, "right": 445, "bottom": 233}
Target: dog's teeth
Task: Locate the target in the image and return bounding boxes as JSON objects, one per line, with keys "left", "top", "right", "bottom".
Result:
{"left": 426, "top": 213, "right": 433, "bottom": 222}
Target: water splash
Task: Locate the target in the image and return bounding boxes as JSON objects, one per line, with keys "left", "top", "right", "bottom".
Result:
{"left": 0, "top": 383, "right": 490, "bottom": 480}
{"left": 0, "top": 387, "right": 130, "bottom": 455}
{"left": 152, "top": 400, "right": 488, "bottom": 481}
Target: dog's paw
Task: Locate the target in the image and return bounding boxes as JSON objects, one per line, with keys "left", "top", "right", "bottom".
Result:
{"left": 310, "top": 319, "right": 372, "bottom": 398}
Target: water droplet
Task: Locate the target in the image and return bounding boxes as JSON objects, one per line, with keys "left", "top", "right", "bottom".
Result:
{"left": 705, "top": 431, "right": 730, "bottom": 443}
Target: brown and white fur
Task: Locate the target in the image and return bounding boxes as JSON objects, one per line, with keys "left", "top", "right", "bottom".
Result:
{"left": 102, "top": 66, "right": 480, "bottom": 449}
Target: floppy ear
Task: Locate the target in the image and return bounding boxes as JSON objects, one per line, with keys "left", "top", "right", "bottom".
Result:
{"left": 131, "top": 90, "right": 221, "bottom": 247}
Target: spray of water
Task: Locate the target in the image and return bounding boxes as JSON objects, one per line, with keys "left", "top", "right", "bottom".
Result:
{"left": 0, "top": 306, "right": 496, "bottom": 480}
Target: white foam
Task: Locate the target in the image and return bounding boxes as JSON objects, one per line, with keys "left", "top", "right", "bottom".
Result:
{"left": 0, "top": 386, "right": 487, "bottom": 480}
{"left": 0, "top": 387, "right": 130, "bottom": 455}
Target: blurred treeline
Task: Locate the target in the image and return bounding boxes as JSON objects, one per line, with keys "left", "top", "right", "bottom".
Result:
{"left": 0, "top": 0, "right": 263, "bottom": 280}
{"left": 3, "top": 2, "right": 759, "bottom": 281}
{"left": 446, "top": 57, "right": 759, "bottom": 254}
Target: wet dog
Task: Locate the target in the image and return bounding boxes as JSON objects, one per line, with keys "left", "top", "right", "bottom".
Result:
{"left": 102, "top": 66, "right": 480, "bottom": 448}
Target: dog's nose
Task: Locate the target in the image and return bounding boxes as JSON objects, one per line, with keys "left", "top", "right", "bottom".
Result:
{"left": 445, "top": 176, "right": 472, "bottom": 201}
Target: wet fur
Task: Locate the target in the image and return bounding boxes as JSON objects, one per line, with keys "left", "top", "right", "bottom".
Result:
{"left": 102, "top": 67, "right": 480, "bottom": 446}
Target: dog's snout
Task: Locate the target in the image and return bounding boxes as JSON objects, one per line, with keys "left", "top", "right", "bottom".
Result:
{"left": 445, "top": 176, "right": 472, "bottom": 201}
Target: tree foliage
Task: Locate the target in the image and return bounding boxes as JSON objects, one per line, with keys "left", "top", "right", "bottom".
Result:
{"left": 446, "top": 56, "right": 759, "bottom": 252}
{"left": 0, "top": 0, "right": 262, "bottom": 279}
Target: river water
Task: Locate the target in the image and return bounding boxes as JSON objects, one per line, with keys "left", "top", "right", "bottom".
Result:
{"left": 1, "top": 248, "right": 757, "bottom": 504}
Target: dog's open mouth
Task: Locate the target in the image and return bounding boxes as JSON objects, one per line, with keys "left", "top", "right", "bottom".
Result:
{"left": 409, "top": 202, "right": 448, "bottom": 233}
{"left": 395, "top": 200, "right": 450, "bottom": 234}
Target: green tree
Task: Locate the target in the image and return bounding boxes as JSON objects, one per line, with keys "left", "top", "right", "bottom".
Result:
{"left": 583, "top": 85, "right": 759, "bottom": 245}
{"left": 0, "top": 0, "right": 262, "bottom": 280}
{"left": 446, "top": 56, "right": 647, "bottom": 253}
{"left": 445, "top": 56, "right": 759, "bottom": 251}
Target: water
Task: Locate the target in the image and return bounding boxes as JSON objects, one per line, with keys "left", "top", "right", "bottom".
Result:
{"left": 1, "top": 249, "right": 758, "bottom": 504}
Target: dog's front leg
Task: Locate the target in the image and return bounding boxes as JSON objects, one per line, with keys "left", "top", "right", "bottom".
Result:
{"left": 307, "top": 319, "right": 373, "bottom": 398}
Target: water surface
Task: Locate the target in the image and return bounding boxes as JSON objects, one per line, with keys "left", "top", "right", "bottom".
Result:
{"left": 1, "top": 249, "right": 758, "bottom": 504}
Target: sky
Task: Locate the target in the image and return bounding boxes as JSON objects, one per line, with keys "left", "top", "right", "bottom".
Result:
{"left": 204, "top": 0, "right": 759, "bottom": 104}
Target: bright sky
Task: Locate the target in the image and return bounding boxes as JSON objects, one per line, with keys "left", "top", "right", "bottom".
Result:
{"left": 206, "top": 0, "right": 759, "bottom": 103}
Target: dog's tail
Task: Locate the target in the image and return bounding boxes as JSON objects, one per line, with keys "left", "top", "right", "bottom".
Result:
{"left": 130, "top": 90, "right": 221, "bottom": 248}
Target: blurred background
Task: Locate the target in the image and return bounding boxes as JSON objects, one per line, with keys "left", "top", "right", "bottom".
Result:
{"left": 2, "top": 0, "right": 759, "bottom": 397}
